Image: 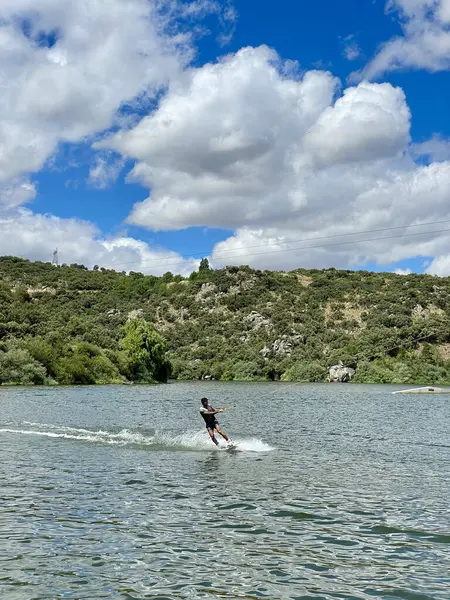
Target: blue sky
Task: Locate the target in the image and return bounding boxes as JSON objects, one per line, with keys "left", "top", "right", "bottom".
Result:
{"left": 0, "top": 0, "right": 449, "bottom": 276}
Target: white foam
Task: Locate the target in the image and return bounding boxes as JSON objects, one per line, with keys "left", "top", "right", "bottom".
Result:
{"left": 0, "top": 425, "right": 274, "bottom": 453}
{"left": 0, "top": 427, "right": 125, "bottom": 445}
{"left": 233, "top": 437, "right": 274, "bottom": 453}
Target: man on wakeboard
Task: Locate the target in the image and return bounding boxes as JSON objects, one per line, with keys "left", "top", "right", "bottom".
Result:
{"left": 200, "top": 397, "right": 234, "bottom": 447}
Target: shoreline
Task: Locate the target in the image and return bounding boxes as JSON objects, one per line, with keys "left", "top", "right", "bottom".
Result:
{"left": 2, "top": 380, "right": 450, "bottom": 389}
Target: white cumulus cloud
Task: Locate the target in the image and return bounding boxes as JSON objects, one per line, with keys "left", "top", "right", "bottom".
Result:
{"left": 394, "top": 268, "right": 412, "bottom": 275}
{"left": 103, "top": 45, "right": 340, "bottom": 230}
{"left": 355, "top": 0, "right": 450, "bottom": 80}
{"left": 1, "top": 1, "right": 449, "bottom": 275}
{"left": 0, "top": 207, "right": 198, "bottom": 276}
{"left": 412, "top": 135, "right": 450, "bottom": 162}
{"left": 97, "top": 44, "right": 450, "bottom": 272}
{"left": 304, "top": 82, "right": 411, "bottom": 167}
{"left": 0, "top": 179, "right": 37, "bottom": 207}
{"left": 426, "top": 254, "right": 450, "bottom": 276}
{"left": 0, "top": 0, "right": 223, "bottom": 198}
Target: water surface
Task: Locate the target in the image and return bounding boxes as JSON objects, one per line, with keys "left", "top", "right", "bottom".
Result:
{"left": 1, "top": 382, "right": 449, "bottom": 599}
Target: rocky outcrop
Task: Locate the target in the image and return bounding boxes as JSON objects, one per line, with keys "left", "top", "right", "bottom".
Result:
{"left": 260, "top": 334, "right": 303, "bottom": 359}
{"left": 227, "top": 276, "right": 257, "bottom": 296}
{"left": 127, "top": 309, "right": 144, "bottom": 321}
{"left": 328, "top": 361, "right": 355, "bottom": 383}
{"left": 244, "top": 311, "right": 272, "bottom": 331}
{"left": 26, "top": 285, "right": 57, "bottom": 296}
{"left": 259, "top": 345, "right": 271, "bottom": 358}
{"left": 272, "top": 338, "right": 292, "bottom": 356}
{"left": 195, "top": 282, "right": 219, "bottom": 303}
{"left": 412, "top": 304, "right": 424, "bottom": 317}
{"left": 412, "top": 303, "right": 445, "bottom": 319}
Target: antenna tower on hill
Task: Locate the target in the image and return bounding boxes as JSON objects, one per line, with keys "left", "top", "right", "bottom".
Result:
{"left": 52, "top": 248, "right": 59, "bottom": 266}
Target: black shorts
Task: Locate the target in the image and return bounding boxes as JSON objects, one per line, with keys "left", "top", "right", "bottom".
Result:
{"left": 205, "top": 420, "right": 218, "bottom": 431}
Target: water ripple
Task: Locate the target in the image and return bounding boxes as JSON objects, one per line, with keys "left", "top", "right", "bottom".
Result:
{"left": 0, "top": 383, "right": 449, "bottom": 599}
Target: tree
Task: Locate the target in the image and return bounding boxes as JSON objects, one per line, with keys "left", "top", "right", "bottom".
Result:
{"left": 14, "top": 286, "right": 31, "bottom": 303}
{"left": 119, "top": 319, "right": 171, "bottom": 383}
{"left": 162, "top": 272, "right": 174, "bottom": 283}
{"left": 199, "top": 258, "right": 210, "bottom": 273}
{"left": 281, "top": 361, "right": 327, "bottom": 382}
{"left": 56, "top": 343, "right": 122, "bottom": 385}
{"left": 3, "top": 255, "right": 450, "bottom": 387}
{"left": 0, "top": 348, "right": 49, "bottom": 385}
{"left": 23, "top": 337, "right": 59, "bottom": 378}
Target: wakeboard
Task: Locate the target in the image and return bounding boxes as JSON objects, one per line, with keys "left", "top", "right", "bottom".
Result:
{"left": 224, "top": 442, "right": 239, "bottom": 451}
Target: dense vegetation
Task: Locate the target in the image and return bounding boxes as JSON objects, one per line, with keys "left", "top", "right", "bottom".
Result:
{"left": 1, "top": 256, "right": 450, "bottom": 385}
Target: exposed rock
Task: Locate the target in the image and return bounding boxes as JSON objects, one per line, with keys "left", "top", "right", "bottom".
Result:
{"left": 298, "top": 275, "right": 313, "bottom": 287}
{"left": 412, "top": 303, "right": 445, "bottom": 320}
{"left": 328, "top": 361, "right": 355, "bottom": 383}
{"left": 237, "top": 276, "right": 256, "bottom": 291}
{"left": 107, "top": 309, "right": 120, "bottom": 317}
{"left": 259, "top": 345, "right": 271, "bottom": 358}
{"left": 244, "top": 311, "right": 272, "bottom": 331}
{"left": 127, "top": 309, "right": 144, "bottom": 321}
{"left": 412, "top": 304, "right": 424, "bottom": 317}
{"left": 202, "top": 374, "right": 214, "bottom": 381}
{"left": 207, "top": 306, "right": 230, "bottom": 316}
{"left": 195, "top": 282, "right": 218, "bottom": 303}
{"left": 272, "top": 338, "right": 292, "bottom": 356}
{"left": 437, "top": 343, "right": 450, "bottom": 361}
{"left": 227, "top": 277, "right": 257, "bottom": 296}
{"left": 227, "top": 284, "right": 241, "bottom": 295}
{"left": 260, "top": 334, "right": 302, "bottom": 358}
{"left": 166, "top": 306, "right": 189, "bottom": 323}
{"left": 26, "top": 285, "right": 57, "bottom": 295}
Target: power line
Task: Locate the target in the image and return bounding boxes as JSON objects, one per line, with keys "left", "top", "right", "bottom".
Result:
{"left": 343, "top": 331, "right": 444, "bottom": 368}
{"left": 60, "top": 217, "right": 450, "bottom": 270}
{"left": 221, "top": 226, "right": 450, "bottom": 261}
{"left": 59, "top": 224, "right": 450, "bottom": 271}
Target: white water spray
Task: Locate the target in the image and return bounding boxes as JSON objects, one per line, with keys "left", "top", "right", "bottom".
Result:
{"left": 0, "top": 423, "right": 274, "bottom": 453}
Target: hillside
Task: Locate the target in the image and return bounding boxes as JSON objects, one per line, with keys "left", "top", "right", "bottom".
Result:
{"left": 1, "top": 256, "right": 450, "bottom": 385}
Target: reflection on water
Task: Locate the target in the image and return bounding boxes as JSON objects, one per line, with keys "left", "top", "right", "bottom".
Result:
{"left": 0, "top": 382, "right": 449, "bottom": 599}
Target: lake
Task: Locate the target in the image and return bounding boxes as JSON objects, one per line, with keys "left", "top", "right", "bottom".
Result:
{"left": 0, "top": 382, "right": 449, "bottom": 600}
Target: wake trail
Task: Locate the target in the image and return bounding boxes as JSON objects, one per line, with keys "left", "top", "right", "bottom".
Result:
{"left": 0, "top": 423, "right": 274, "bottom": 453}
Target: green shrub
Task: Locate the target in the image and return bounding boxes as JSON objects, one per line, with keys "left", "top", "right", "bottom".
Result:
{"left": 281, "top": 361, "right": 327, "bottom": 382}
{"left": 0, "top": 348, "right": 49, "bottom": 385}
